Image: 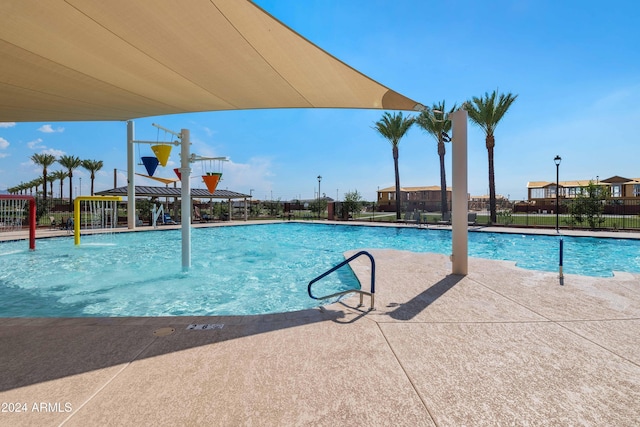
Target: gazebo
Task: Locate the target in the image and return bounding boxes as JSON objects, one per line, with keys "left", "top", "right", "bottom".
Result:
{"left": 96, "top": 186, "right": 252, "bottom": 221}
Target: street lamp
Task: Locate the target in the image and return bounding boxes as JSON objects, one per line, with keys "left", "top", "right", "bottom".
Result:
{"left": 317, "top": 175, "right": 322, "bottom": 219}
{"left": 554, "top": 155, "right": 561, "bottom": 232}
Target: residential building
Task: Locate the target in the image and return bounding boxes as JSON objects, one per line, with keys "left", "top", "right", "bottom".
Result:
{"left": 527, "top": 176, "right": 640, "bottom": 203}
{"left": 521, "top": 175, "right": 640, "bottom": 215}
{"left": 468, "top": 194, "right": 511, "bottom": 211}
{"left": 377, "top": 185, "right": 452, "bottom": 212}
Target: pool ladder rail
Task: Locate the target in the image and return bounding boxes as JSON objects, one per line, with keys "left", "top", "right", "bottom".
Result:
{"left": 308, "top": 250, "right": 376, "bottom": 311}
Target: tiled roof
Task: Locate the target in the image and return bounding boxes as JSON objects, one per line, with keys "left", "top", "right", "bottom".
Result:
{"left": 528, "top": 176, "right": 640, "bottom": 188}
{"left": 528, "top": 180, "right": 596, "bottom": 188}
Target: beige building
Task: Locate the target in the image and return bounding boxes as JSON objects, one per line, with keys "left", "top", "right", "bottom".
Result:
{"left": 527, "top": 175, "right": 640, "bottom": 203}
{"left": 377, "top": 186, "right": 452, "bottom": 212}
{"left": 468, "top": 194, "right": 510, "bottom": 211}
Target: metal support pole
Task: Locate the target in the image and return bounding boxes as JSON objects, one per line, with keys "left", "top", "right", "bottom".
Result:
{"left": 317, "top": 175, "right": 322, "bottom": 219}
{"left": 554, "top": 155, "right": 561, "bottom": 233}
{"left": 127, "top": 121, "right": 136, "bottom": 229}
{"left": 556, "top": 163, "right": 560, "bottom": 233}
{"left": 450, "top": 109, "right": 468, "bottom": 275}
{"left": 559, "top": 237, "right": 564, "bottom": 281}
{"left": 180, "top": 129, "right": 191, "bottom": 269}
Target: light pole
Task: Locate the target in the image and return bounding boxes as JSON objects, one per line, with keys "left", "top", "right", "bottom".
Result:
{"left": 317, "top": 175, "right": 322, "bottom": 219}
{"left": 554, "top": 155, "right": 561, "bottom": 232}
{"left": 554, "top": 155, "right": 564, "bottom": 282}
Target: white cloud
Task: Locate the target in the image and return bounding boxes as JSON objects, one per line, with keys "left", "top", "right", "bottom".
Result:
{"left": 0, "top": 153, "right": 9, "bottom": 159}
{"left": 38, "top": 124, "right": 64, "bottom": 133}
{"left": 214, "top": 157, "right": 274, "bottom": 195}
{"left": 591, "top": 84, "right": 640, "bottom": 112}
{"left": 201, "top": 126, "right": 215, "bottom": 137}
{"left": 0, "top": 137, "right": 9, "bottom": 149}
{"left": 27, "top": 138, "right": 44, "bottom": 149}
{"left": 42, "top": 148, "right": 66, "bottom": 157}
{"left": 0, "top": 122, "right": 16, "bottom": 128}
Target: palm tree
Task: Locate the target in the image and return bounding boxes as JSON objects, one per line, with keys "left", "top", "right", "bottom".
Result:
{"left": 49, "top": 177, "right": 54, "bottom": 200}
{"left": 58, "top": 155, "right": 82, "bottom": 208}
{"left": 81, "top": 159, "right": 104, "bottom": 196}
{"left": 27, "top": 177, "right": 43, "bottom": 196}
{"left": 49, "top": 170, "right": 68, "bottom": 200}
{"left": 416, "top": 101, "right": 456, "bottom": 218}
{"left": 30, "top": 153, "right": 57, "bottom": 203}
{"left": 373, "top": 112, "right": 415, "bottom": 220}
{"left": 466, "top": 90, "right": 518, "bottom": 223}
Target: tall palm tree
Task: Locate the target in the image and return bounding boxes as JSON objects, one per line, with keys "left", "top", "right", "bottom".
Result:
{"left": 49, "top": 170, "right": 68, "bottom": 199}
{"left": 58, "top": 155, "right": 82, "bottom": 208}
{"left": 373, "top": 111, "right": 415, "bottom": 220}
{"left": 81, "top": 159, "right": 104, "bottom": 196}
{"left": 466, "top": 90, "right": 518, "bottom": 223}
{"left": 49, "top": 176, "right": 54, "bottom": 200}
{"left": 30, "top": 153, "right": 57, "bottom": 203}
{"left": 27, "top": 177, "right": 43, "bottom": 196}
{"left": 415, "top": 101, "right": 456, "bottom": 218}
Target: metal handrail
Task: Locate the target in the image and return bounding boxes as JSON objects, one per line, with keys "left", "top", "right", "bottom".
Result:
{"left": 308, "top": 250, "right": 376, "bottom": 310}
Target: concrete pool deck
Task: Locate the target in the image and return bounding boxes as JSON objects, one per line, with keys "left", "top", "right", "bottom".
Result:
{"left": 1, "top": 222, "right": 639, "bottom": 425}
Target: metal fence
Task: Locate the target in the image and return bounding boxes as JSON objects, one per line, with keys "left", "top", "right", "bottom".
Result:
{"left": 499, "top": 199, "right": 640, "bottom": 230}
{"left": 7, "top": 195, "right": 640, "bottom": 232}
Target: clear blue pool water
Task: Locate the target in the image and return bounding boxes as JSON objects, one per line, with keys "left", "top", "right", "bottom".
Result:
{"left": 1, "top": 223, "right": 639, "bottom": 317}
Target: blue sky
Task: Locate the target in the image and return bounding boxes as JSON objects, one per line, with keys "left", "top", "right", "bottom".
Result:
{"left": 1, "top": 0, "right": 639, "bottom": 202}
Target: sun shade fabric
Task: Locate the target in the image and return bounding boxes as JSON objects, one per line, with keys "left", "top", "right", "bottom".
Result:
{"left": 0, "top": 0, "right": 421, "bottom": 122}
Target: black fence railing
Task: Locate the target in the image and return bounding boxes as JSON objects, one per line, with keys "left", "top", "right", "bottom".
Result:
{"left": 6, "top": 195, "right": 640, "bottom": 232}
{"left": 500, "top": 199, "right": 640, "bottom": 230}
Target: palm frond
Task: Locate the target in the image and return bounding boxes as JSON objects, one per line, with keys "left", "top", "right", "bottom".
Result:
{"left": 415, "top": 100, "right": 456, "bottom": 142}
{"left": 372, "top": 111, "right": 415, "bottom": 146}
{"left": 467, "top": 90, "right": 518, "bottom": 135}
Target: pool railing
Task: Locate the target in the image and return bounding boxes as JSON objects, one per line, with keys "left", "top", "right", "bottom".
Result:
{"left": 308, "top": 250, "right": 376, "bottom": 310}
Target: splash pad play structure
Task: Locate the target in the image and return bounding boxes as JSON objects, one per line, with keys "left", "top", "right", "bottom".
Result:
{"left": 73, "top": 196, "right": 123, "bottom": 245}
{"left": 128, "top": 122, "right": 228, "bottom": 269}
{"left": 0, "top": 195, "right": 36, "bottom": 250}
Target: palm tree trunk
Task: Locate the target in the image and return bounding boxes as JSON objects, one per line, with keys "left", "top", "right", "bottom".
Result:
{"left": 90, "top": 173, "right": 95, "bottom": 196}
{"left": 68, "top": 174, "right": 73, "bottom": 211}
{"left": 438, "top": 140, "right": 448, "bottom": 216}
{"left": 393, "top": 145, "right": 401, "bottom": 220}
{"left": 487, "top": 143, "right": 497, "bottom": 223}
{"left": 43, "top": 172, "right": 48, "bottom": 203}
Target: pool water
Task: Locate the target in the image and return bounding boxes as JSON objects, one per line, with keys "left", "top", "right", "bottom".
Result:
{"left": 1, "top": 223, "right": 639, "bottom": 317}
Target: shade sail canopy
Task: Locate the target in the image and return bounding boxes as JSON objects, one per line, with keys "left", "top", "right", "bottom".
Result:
{"left": 0, "top": 0, "right": 422, "bottom": 122}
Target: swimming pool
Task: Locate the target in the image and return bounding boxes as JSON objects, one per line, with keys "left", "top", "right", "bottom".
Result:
{"left": 1, "top": 223, "right": 639, "bottom": 317}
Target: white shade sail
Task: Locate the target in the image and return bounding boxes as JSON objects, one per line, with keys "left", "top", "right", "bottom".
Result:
{"left": 0, "top": 0, "right": 422, "bottom": 122}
